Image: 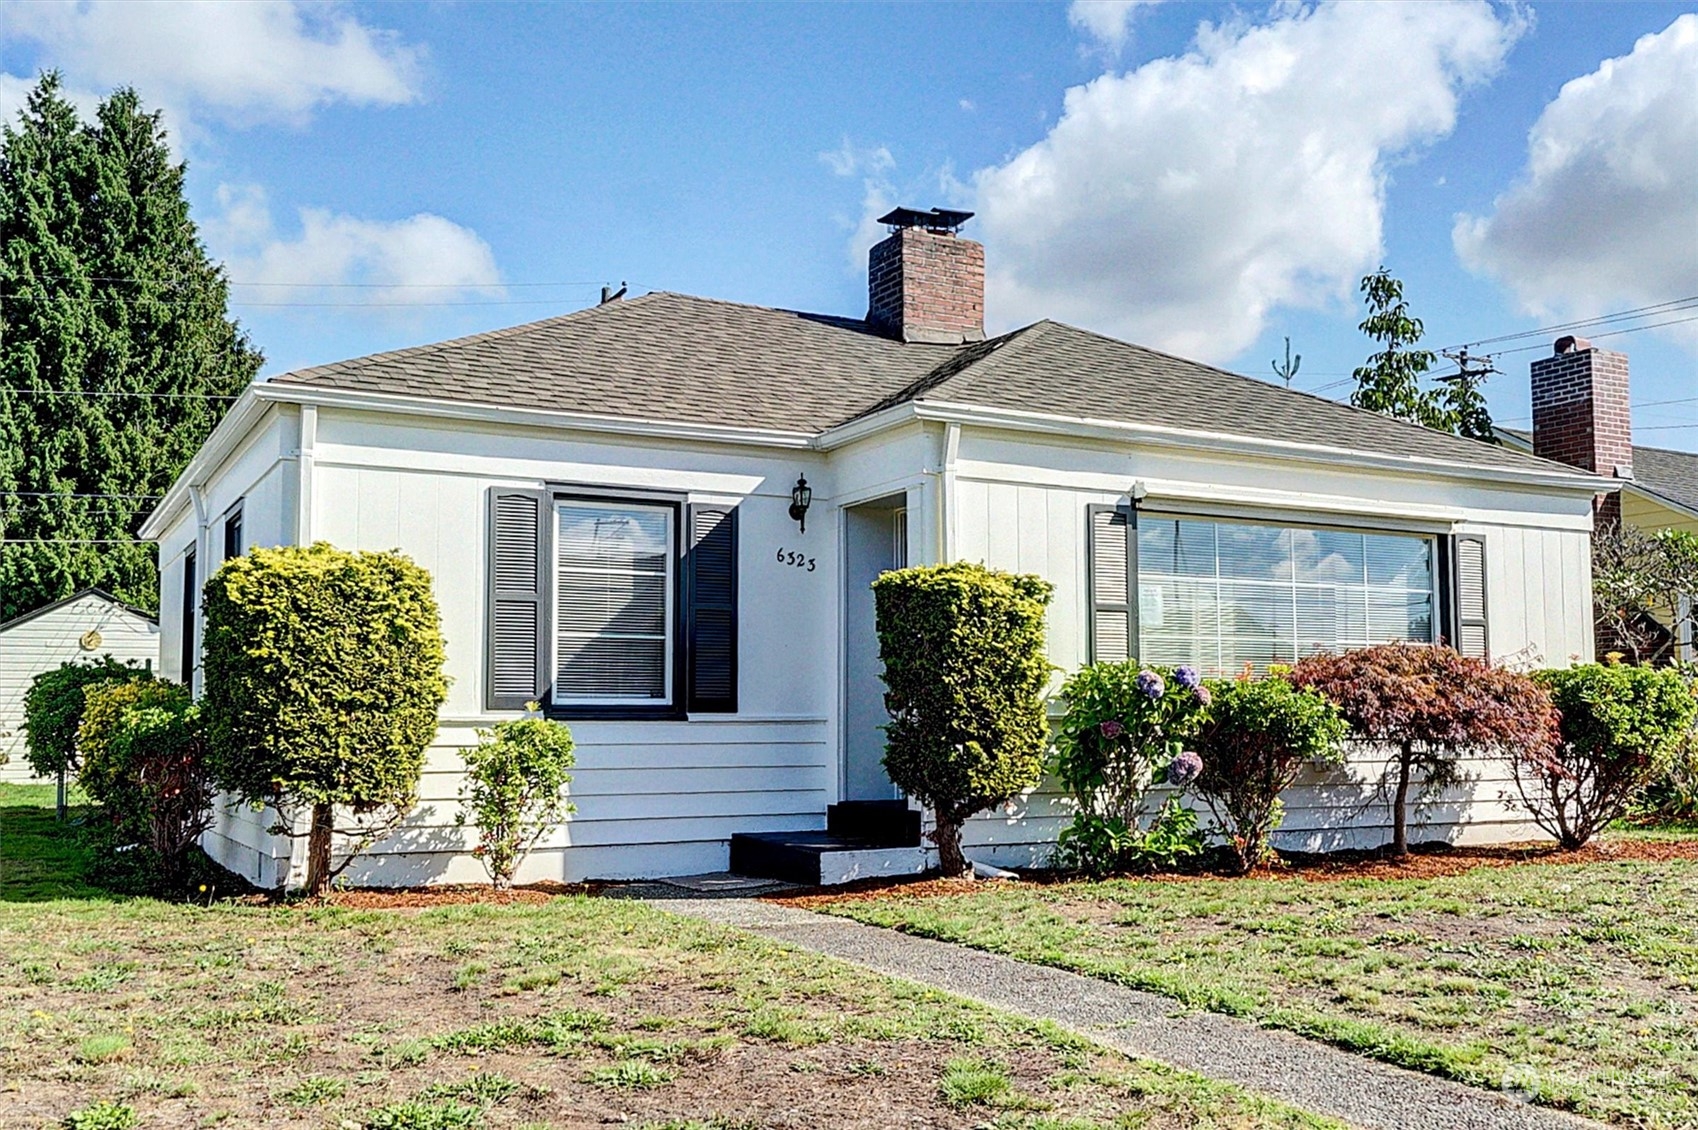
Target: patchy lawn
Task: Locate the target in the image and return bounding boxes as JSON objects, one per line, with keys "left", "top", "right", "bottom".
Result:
{"left": 0, "top": 788, "right": 1341, "bottom": 1130}
{"left": 812, "top": 843, "right": 1698, "bottom": 1128}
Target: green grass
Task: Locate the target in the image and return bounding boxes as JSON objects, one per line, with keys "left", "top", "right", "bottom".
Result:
{"left": 823, "top": 841, "right": 1698, "bottom": 1127}
{"left": 0, "top": 783, "right": 1340, "bottom": 1129}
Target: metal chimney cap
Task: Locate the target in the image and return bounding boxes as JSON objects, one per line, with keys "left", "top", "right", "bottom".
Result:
{"left": 877, "top": 207, "right": 975, "bottom": 234}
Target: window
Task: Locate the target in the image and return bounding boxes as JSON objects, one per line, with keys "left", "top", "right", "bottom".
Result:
{"left": 1131, "top": 513, "right": 1437, "bottom": 675}
{"left": 485, "top": 487, "right": 739, "bottom": 717}
{"left": 179, "top": 547, "right": 197, "bottom": 685}
{"left": 553, "top": 500, "right": 675, "bottom": 706}
{"left": 223, "top": 504, "right": 244, "bottom": 560}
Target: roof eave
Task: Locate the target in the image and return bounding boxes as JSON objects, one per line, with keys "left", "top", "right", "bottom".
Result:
{"left": 138, "top": 388, "right": 272, "bottom": 541}
{"left": 899, "top": 400, "right": 1615, "bottom": 494}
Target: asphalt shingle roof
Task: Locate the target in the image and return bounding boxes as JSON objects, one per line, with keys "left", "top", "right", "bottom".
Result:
{"left": 270, "top": 290, "right": 1586, "bottom": 478}
{"left": 1502, "top": 428, "right": 1698, "bottom": 514}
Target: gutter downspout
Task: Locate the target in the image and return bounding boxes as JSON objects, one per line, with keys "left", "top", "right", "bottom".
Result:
{"left": 940, "top": 421, "right": 960, "bottom": 563}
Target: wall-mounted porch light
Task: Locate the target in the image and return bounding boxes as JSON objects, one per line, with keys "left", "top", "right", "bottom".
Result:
{"left": 789, "top": 475, "right": 813, "bottom": 532}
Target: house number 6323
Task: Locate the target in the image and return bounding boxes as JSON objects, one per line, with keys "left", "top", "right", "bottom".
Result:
{"left": 776, "top": 548, "right": 817, "bottom": 572}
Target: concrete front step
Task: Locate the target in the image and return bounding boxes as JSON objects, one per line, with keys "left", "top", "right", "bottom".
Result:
{"left": 728, "top": 830, "right": 929, "bottom": 886}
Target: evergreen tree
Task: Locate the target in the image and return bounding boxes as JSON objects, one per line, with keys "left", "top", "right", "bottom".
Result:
{"left": 0, "top": 74, "right": 260, "bottom": 622}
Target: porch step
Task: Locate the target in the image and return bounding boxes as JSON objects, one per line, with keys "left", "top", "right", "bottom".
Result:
{"left": 729, "top": 831, "right": 928, "bottom": 887}
{"left": 826, "top": 800, "right": 922, "bottom": 847}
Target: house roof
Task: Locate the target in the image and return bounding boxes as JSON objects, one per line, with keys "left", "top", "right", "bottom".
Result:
{"left": 0, "top": 587, "right": 158, "bottom": 635}
{"left": 267, "top": 290, "right": 1588, "bottom": 480}
{"left": 1500, "top": 428, "right": 1698, "bottom": 516}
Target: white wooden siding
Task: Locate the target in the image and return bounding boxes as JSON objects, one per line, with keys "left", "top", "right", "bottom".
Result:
{"left": 0, "top": 595, "right": 159, "bottom": 782}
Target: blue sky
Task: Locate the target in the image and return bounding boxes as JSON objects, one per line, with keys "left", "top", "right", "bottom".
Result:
{"left": 2, "top": 1, "right": 1693, "bottom": 451}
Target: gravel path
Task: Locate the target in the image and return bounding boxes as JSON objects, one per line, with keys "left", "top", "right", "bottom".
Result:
{"left": 645, "top": 894, "right": 1602, "bottom": 1130}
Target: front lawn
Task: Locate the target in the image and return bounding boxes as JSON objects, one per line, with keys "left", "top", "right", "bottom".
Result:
{"left": 0, "top": 787, "right": 1340, "bottom": 1130}
{"left": 815, "top": 843, "right": 1698, "bottom": 1127}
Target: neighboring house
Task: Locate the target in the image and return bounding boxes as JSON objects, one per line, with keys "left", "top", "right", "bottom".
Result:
{"left": 141, "top": 209, "right": 1610, "bottom": 889}
{"left": 1498, "top": 337, "right": 1698, "bottom": 661}
{"left": 0, "top": 589, "right": 159, "bottom": 782}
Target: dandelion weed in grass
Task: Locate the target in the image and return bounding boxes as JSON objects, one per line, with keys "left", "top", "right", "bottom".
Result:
{"left": 60, "top": 1101, "right": 138, "bottom": 1130}
{"left": 364, "top": 1099, "right": 485, "bottom": 1129}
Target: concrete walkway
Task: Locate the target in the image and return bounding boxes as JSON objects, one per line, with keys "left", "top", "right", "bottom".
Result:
{"left": 645, "top": 894, "right": 1601, "bottom": 1130}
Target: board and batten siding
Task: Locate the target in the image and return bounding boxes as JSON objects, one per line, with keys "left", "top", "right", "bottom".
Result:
{"left": 0, "top": 595, "right": 159, "bottom": 782}
{"left": 944, "top": 425, "right": 1595, "bottom": 867}
{"left": 227, "top": 409, "right": 845, "bottom": 886}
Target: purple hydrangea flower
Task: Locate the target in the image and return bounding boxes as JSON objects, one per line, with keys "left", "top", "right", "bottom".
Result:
{"left": 1166, "top": 750, "right": 1203, "bottom": 787}
{"left": 1099, "top": 719, "right": 1125, "bottom": 739}
{"left": 1193, "top": 684, "right": 1212, "bottom": 707}
{"left": 1174, "top": 665, "right": 1202, "bottom": 690}
{"left": 1135, "top": 670, "right": 1165, "bottom": 699}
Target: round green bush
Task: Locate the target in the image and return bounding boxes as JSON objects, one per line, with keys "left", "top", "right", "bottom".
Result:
{"left": 458, "top": 709, "right": 576, "bottom": 888}
{"left": 21, "top": 657, "right": 152, "bottom": 779}
{"left": 873, "top": 562, "right": 1053, "bottom": 878}
{"left": 1520, "top": 663, "right": 1698, "bottom": 849}
{"left": 200, "top": 542, "right": 448, "bottom": 893}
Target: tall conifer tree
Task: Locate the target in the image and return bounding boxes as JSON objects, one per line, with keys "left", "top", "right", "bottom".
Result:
{"left": 0, "top": 74, "right": 261, "bottom": 621}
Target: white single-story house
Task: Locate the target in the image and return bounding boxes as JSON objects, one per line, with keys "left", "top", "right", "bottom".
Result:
{"left": 141, "top": 208, "right": 1611, "bottom": 889}
{"left": 0, "top": 589, "right": 160, "bottom": 782}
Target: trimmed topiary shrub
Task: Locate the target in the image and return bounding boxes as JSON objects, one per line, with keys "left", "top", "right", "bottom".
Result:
{"left": 1517, "top": 663, "right": 1698, "bottom": 849}
{"left": 201, "top": 543, "right": 448, "bottom": 895}
{"left": 1290, "top": 643, "right": 1559, "bottom": 857}
{"left": 21, "top": 657, "right": 151, "bottom": 780}
{"left": 457, "top": 707, "right": 576, "bottom": 888}
{"left": 1052, "top": 662, "right": 1211, "bottom": 875}
{"left": 873, "top": 562, "right": 1053, "bottom": 879}
{"left": 1192, "top": 673, "right": 1348, "bottom": 874}
{"left": 77, "top": 679, "right": 213, "bottom": 891}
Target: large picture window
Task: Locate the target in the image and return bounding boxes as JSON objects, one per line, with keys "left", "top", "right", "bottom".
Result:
{"left": 553, "top": 500, "right": 675, "bottom": 705}
{"left": 1136, "top": 514, "right": 1436, "bottom": 675}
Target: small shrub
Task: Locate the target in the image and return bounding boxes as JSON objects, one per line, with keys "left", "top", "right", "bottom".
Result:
{"left": 1193, "top": 674, "right": 1348, "bottom": 873}
{"left": 457, "top": 709, "right": 575, "bottom": 888}
{"left": 77, "top": 679, "right": 214, "bottom": 891}
{"left": 874, "top": 562, "right": 1053, "bottom": 878}
{"left": 1052, "top": 662, "right": 1210, "bottom": 874}
{"left": 1290, "top": 644, "right": 1558, "bottom": 857}
{"left": 1516, "top": 663, "right": 1698, "bottom": 849}
{"left": 62, "top": 1102, "right": 137, "bottom": 1130}
{"left": 22, "top": 657, "right": 150, "bottom": 780}
{"left": 201, "top": 543, "right": 448, "bottom": 894}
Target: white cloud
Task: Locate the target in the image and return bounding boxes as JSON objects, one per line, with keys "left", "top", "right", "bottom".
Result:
{"left": 1454, "top": 14, "right": 1698, "bottom": 349}
{"left": 0, "top": 0, "right": 422, "bottom": 130}
{"left": 821, "top": 139, "right": 900, "bottom": 271}
{"left": 207, "top": 184, "right": 502, "bottom": 313}
{"left": 974, "top": 1, "right": 1524, "bottom": 362}
{"left": 1068, "top": 0, "right": 1162, "bottom": 52}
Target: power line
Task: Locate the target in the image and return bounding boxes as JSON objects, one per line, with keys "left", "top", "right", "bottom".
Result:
{"left": 1450, "top": 296, "right": 1698, "bottom": 351}
{"left": 0, "top": 491, "right": 163, "bottom": 499}
{"left": 2, "top": 292, "right": 607, "bottom": 309}
{"left": 1487, "top": 314, "right": 1698, "bottom": 356}
{"left": 20, "top": 273, "right": 616, "bottom": 289}
{"left": 1, "top": 388, "right": 238, "bottom": 400}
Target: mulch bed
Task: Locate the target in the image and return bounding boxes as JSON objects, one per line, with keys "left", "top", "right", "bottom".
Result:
{"left": 772, "top": 836, "right": 1698, "bottom": 910}
{"left": 232, "top": 880, "right": 605, "bottom": 909}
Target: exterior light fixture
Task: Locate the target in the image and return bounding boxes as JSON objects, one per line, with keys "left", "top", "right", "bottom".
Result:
{"left": 789, "top": 475, "right": 813, "bottom": 532}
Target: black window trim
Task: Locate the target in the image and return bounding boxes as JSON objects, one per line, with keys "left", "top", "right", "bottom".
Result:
{"left": 223, "top": 500, "right": 244, "bottom": 561}
{"left": 179, "top": 545, "right": 197, "bottom": 687}
{"left": 542, "top": 484, "right": 689, "bottom": 723}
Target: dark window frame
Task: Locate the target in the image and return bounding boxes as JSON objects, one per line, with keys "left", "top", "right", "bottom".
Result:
{"left": 223, "top": 502, "right": 244, "bottom": 561}
{"left": 179, "top": 546, "right": 197, "bottom": 687}
{"left": 543, "top": 486, "right": 688, "bottom": 723}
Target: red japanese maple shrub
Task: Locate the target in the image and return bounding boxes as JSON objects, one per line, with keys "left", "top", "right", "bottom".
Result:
{"left": 1289, "top": 643, "right": 1558, "bottom": 857}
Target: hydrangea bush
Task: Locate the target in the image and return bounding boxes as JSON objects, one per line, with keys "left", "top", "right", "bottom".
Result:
{"left": 1053, "top": 661, "right": 1210, "bottom": 874}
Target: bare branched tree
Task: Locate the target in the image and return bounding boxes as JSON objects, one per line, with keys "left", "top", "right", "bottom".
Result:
{"left": 1591, "top": 523, "right": 1698, "bottom": 664}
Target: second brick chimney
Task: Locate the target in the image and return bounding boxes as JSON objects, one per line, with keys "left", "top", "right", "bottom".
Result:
{"left": 867, "top": 207, "right": 985, "bottom": 345}
{"left": 1531, "top": 335, "right": 1632, "bottom": 526}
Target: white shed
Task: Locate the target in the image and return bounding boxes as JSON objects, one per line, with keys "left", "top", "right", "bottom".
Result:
{"left": 0, "top": 589, "right": 160, "bottom": 782}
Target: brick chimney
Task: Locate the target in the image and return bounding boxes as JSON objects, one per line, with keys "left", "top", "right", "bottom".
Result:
{"left": 867, "top": 207, "right": 984, "bottom": 345}
{"left": 1531, "top": 335, "right": 1632, "bottom": 527}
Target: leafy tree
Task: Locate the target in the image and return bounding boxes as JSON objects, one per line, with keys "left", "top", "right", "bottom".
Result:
{"left": 1349, "top": 268, "right": 1492, "bottom": 438}
{"left": 0, "top": 73, "right": 261, "bottom": 622}
{"left": 1290, "top": 643, "right": 1558, "bottom": 857}
{"left": 874, "top": 562, "right": 1053, "bottom": 878}
{"left": 21, "top": 656, "right": 151, "bottom": 779}
{"left": 201, "top": 544, "right": 448, "bottom": 896}
{"left": 457, "top": 708, "right": 576, "bottom": 888}
{"left": 1591, "top": 524, "right": 1698, "bottom": 664}
{"left": 1516, "top": 664, "right": 1697, "bottom": 849}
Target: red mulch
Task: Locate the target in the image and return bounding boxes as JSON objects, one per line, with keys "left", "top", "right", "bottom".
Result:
{"left": 772, "top": 836, "right": 1698, "bottom": 910}
{"left": 235, "top": 880, "right": 605, "bottom": 909}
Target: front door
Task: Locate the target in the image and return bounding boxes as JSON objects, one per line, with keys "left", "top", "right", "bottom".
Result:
{"left": 842, "top": 496, "right": 908, "bottom": 800}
